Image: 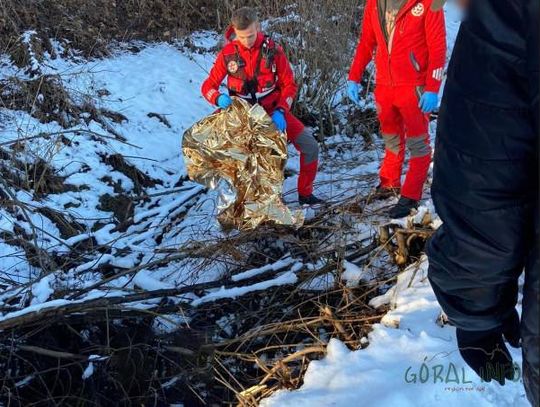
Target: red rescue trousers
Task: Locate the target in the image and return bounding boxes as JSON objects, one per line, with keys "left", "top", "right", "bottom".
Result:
{"left": 259, "top": 92, "right": 319, "bottom": 198}
{"left": 282, "top": 111, "right": 318, "bottom": 197}
{"left": 375, "top": 85, "right": 432, "bottom": 201}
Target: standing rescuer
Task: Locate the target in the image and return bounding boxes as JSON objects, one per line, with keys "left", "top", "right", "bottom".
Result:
{"left": 348, "top": 0, "right": 446, "bottom": 218}
{"left": 201, "top": 7, "right": 323, "bottom": 206}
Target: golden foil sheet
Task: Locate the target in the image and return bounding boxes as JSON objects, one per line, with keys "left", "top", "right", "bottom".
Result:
{"left": 183, "top": 98, "right": 303, "bottom": 230}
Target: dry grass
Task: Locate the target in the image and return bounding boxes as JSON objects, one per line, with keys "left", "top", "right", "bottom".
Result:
{"left": 267, "top": 0, "right": 364, "bottom": 131}
{"left": 0, "top": 188, "right": 432, "bottom": 405}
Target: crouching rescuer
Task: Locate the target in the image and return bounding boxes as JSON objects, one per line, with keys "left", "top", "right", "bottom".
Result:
{"left": 201, "top": 7, "right": 323, "bottom": 206}
{"left": 348, "top": 0, "right": 446, "bottom": 218}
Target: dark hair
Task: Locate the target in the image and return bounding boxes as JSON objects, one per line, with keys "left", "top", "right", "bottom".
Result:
{"left": 231, "top": 7, "right": 258, "bottom": 30}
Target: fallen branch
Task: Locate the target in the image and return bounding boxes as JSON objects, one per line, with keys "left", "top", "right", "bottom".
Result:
{"left": 0, "top": 262, "right": 301, "bottom": 331}
{"left": 17, "top": 345, "right": 88, "bottom": 361}
{"left": 259, "top": 346, "right": 327, "bottom": 385}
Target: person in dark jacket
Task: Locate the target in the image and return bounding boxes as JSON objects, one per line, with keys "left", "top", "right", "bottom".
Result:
{"left": 427, "top": 0, "right": 538, "bottom": 405}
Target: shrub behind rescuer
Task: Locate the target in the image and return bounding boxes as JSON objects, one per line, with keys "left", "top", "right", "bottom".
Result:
{"left": 201, "top": 7, "right": 323, "bottom": 206}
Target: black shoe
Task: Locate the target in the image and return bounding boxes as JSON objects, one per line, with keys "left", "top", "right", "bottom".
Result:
{"left": 387, "top": 197, "right": 418, "bottom": 218}
{"left": 299, "top": 194, "right": 325, "bottom": 206}
{"left": 456, "top": 328, "right": 517, "bottom": 385}
{"left": 373, "top": 184, "right": 400, "bottom": 200}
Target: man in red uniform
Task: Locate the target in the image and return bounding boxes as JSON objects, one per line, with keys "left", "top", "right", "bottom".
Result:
{"left": 201, "top": 7, "right": 322, "bottom": 205}
{"left": 348, "top": 0, "right": 446, "bottom": 218}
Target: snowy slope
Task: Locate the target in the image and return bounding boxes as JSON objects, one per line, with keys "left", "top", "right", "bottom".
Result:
{"left": 0, "top": 32, "right": 381, "bottom": 328}
{"left": 0, "top": 40, "right": 223, "bottom": 317}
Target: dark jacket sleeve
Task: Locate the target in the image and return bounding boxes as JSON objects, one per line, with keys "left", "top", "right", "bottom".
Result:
{"left": 427, "top": 6, "right": 539, "bottom": 401}
{"left": 521, "top": 2, "right": 539, "bottom": 405}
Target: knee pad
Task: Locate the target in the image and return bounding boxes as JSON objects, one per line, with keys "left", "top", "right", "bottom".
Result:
{"left": 406, "top": 136, "right": 431, "bottom": 157}
{"left": 295, "top": 128, "right": 319, "bottom": 164}
{"left": 382, "top": 134, "right": 402, "bottom": 154}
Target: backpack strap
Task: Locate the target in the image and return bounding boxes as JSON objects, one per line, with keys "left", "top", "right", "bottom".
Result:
{"left": 246, "top": 36, "right": 276, "bottom": 104}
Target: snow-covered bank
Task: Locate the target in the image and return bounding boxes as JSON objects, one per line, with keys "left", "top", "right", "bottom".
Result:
{"left": 0, "top": 36, "right": 379, "bottom": 314}
{"left": 261, "top": 257, "right": 530, "bottom": 407}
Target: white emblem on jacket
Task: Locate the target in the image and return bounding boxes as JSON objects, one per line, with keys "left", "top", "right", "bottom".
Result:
{"left": 227, "top": 61, "right": 239, "bottom": 74}
{"left": 411, "top": 3, "right": 425, "bottom": 17}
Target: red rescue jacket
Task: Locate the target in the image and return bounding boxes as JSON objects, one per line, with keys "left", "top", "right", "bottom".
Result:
{"left": 202, "top": 27, "right": 298, "bottom": 113}
{"left": 349, "top": 0, "right": 446, "bottom": 93}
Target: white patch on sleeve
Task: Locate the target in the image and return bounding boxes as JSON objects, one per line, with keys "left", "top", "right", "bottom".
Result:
{"left": 432, "top": 67, "right": 443, "bottom": 81}
{"left": 411, "top": 3, "right": 425, "bottom": 17}
{"left": 286, "top": 97, "right": 293, "bottom": 108}
{"left": 206, "top": 89, "right": 218, "bottom": 101}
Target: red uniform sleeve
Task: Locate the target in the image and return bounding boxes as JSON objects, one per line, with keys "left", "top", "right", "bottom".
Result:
{"left": 348, "top": 0, "right": 376, "bottom": 83}
{"left": 201, "top": 50, "right": 227, "bottom": 105}
{"left": 274, "top": 45, "right": 298, "bottom": 112}
{"left": 424, "top": 1, "right": 447, "bottom": 93}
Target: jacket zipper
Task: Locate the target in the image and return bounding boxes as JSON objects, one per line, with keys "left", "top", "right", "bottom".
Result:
{"left": 386, "top": 0, "right": 416, "bottom": 86}
{"left": 387, "top": 18, "right": 396, "bottom": 86}
{"left": 388, "top": 53, "right": 394, "bottom": 86}
{"left": 249, "top": 48, "right": 253, "bottom": 79}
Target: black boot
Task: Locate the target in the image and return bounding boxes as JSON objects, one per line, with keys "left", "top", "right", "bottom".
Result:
{"left": 298, "top": 194, "right": 325, "bottom": 206}
{"left": 456, "top": 328, "right": 517, "bottom": 385}
{"left": 372, "top": 184, "right": 400, "bottom": 200}
{"left": 387, "top": 197, "right": 418, "bottom": 218}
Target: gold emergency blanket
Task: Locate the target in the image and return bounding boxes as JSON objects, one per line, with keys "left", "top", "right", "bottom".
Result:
{"left": 182, "top": 98, "right": 303, "bottom": 230}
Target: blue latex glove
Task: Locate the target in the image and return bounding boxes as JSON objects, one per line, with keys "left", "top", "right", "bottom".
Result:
{"left": 217, "top": 94, "right": 232, "bottom": 109}
{"left": 418, "top": 91, "right": 438, "bottom": 113}
{"left": 272, "top": 109, "right": 287, "bottom": 132}
{"left": 347, "top": 80, "right": 362, "bottom": 106}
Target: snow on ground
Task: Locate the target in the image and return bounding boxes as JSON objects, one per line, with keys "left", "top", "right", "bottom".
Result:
{"left": 1, "top": 5, "right": 406, "bottom": 329}
{"left": 0, "top": 34, "right": 381, "bottom": 324}
{"left": 261, "top": 257, "right": 530, "bottom": 407}
{"left": 0, "top": 41, "right": 226, "bottom": 317}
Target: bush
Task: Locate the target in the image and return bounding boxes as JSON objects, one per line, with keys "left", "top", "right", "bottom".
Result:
{"left": 265, "top": 0, "right": 365, "bottom": 135}
{"left": 0, "top": 0, "right": 295, "bottom": 56}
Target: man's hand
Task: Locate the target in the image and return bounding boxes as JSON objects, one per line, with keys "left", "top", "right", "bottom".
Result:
{"left": 217, "top": 94, "right": 232, "bottom": 109}
{"left": 347, "top": 81, "right": 362, "bottom": 106}
{"left": 419, "top": 92, "right": 438, "bottom": 113}
{"left": 272, "top": 109, "right": 287, "bottom": 132}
